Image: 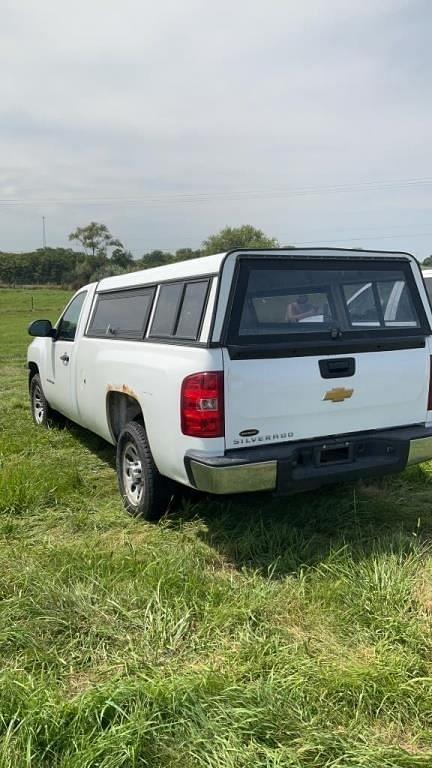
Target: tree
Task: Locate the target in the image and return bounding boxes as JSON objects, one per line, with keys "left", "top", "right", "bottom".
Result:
{"left": 422, "top": 255, "right": 432, "bottom": 268}
{"left": 68, "top": 222, "right": 123, "bottom": 257}
{"left": 174, "top": 247, "right": 202, "bottom": 262}
{"left": 139, "top": 250, "right": 173, "bottom": 269}
{"left": 202, "top": 225, "right": 278, "bottom": 255}
{"left": 72, "top": 257, "right": 95, "bottom": 288}
{"left": 111, "top": 248, "right": 134, "bottom": 269}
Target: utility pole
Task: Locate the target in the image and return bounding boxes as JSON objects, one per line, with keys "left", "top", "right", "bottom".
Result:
{"left": 42, "top": 216, "right": 46, "bottom": 248}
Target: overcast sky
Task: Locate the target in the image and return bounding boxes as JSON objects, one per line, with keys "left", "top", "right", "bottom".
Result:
{"left": 1, "top": 0, "right": 432, "bottom": 258}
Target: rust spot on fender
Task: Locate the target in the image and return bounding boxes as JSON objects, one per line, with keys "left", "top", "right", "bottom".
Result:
{"left": 107, "top": 384, "right": 138, "bottom": 399}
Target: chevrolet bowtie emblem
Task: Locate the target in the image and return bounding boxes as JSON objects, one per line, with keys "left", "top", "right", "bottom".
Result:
{"left": 323, "top": 387, "right": 354, "bottom": 403}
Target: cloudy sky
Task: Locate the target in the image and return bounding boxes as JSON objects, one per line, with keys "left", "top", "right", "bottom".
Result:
{"left": 1, "top": 0, "right": 432, "bottom": 258}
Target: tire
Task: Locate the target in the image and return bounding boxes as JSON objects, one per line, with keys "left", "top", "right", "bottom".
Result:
{"left": 116, "top": 420, "right": 172, "bottom": 520}
{"left": 30, "top": 374, "right": 52, "bottom": 427}
{"left": 30, "top": 374, "right": 65, "bottom": 428}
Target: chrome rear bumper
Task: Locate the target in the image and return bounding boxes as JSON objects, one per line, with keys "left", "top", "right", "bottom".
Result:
{"left": 407, "top": 435, "right": 432, "bottom": 466}
{"left": 186, "top": 425, "right": 432, "bottom": 495}
{"left": 189, "top": 459, "right": 277, "bottom": 494}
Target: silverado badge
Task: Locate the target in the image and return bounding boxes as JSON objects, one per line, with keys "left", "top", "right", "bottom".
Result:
{"left": 323, "top": 387, "right": 354, "bottom": 403}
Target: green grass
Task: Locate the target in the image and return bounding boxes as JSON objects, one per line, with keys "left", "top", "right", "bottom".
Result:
{"left": 0, "top": 288, "right": 70, "bottom": 360}
{"left": 2, "top": 287, "right": 432, "bottom": 765}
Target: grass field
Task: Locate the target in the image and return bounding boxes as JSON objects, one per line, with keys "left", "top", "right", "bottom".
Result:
{"left": 2, "top": 287, "right": 432, "bottom": 766}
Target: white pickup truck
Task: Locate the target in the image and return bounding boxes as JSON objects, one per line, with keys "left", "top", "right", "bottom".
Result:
{"left": 27, "top": 248, "right": 432, "bottom": 519}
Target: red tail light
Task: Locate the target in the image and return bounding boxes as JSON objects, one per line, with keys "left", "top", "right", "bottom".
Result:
{"left": 428, "top": 358, "right": 432, "bottom": 411}
{"left": 181, "top": 371, "right": 224, "bottom": 437}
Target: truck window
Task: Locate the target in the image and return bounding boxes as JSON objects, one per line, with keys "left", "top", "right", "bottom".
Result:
{"left": 88, "top": 288, "right": 155, "bottom": 339}
{"left": 344, "top": 279, "right": 417, "bottom": 327}
{"left": 227, "top": 259, "right": 426, "bottom": 345}
{"left": 149, "top": 280, "right": 209, "bottom": 340}
{"left": 175, "top": 280, "right": 209, "bottom": 339}
{"left": 343, "top": 283, "right": 379, "bottom": 325}
{"left": 149, "top": 283, "right": 183, "bottom": 337}
{"left": 56, "top": 292, "right": 87, "bottom": 341}
{"left": 251, "top": 290, "right": 333, "bottom": 326}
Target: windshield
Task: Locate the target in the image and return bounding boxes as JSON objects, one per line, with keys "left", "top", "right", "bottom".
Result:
{"left": 228, "top": 258, "right": 425, "bottom": 344}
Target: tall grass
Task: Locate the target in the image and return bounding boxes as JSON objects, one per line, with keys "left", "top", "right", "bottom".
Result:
{"left": 1, "top": 288, "right": 432, "bottom": 765}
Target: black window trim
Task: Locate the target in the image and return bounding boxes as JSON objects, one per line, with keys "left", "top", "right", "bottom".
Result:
{"left": 224, "top": 256, "right": 431, "bottom": 348}
{"left": 86, "top": 286, "right": 156, "bottom": 340}
{"left": 55, "top": 290, "right": 88, "bottom": 343}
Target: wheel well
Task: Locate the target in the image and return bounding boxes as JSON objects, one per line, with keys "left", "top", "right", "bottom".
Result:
{"left": 28, "top": 362, "right": 39, "bottom": 389}
{"left": 106, "top": 391, "right": 144, "bottom": 442}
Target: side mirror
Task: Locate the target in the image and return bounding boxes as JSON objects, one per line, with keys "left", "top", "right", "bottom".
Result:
{"left": 28, "top": 319, "right": 55, "bottom": 338}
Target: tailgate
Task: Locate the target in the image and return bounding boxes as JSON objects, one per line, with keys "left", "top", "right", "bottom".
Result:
{"left": 223, "top": 348, "right": 429, "bottom": 448}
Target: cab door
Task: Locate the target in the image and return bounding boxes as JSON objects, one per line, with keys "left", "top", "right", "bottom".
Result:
{"left": 45, "top": 291, "right": 88, "bottom": 419}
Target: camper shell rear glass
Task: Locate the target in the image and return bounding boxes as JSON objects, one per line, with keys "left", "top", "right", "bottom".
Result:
{"left": 225, "top": 257, "right": 430, "bottom": 348}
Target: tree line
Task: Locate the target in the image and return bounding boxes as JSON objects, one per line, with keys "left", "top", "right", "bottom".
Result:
{"left": 0, "top": 223, "right": 278, "bottom": 287}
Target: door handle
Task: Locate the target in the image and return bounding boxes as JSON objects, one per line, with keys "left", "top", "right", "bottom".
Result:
{"left": 319, "top": 358, "right": 355, "bottom": 379}
{"left": 60, "top": 353, "right": 70, "bottom": 364}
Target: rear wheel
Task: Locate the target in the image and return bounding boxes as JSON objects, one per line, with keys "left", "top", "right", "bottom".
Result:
{"left": 116, "top": 420, "right": 172, "bottom": 520}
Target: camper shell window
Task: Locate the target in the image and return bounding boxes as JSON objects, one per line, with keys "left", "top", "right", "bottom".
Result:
{"left": 149, "top": 279, "right": 210, "bottom": 341}
{"left": 226, "top": 257, "right": 428, "bottom": 346}
{"left": 87, "top": 287, "right": 155, "bottom": 339}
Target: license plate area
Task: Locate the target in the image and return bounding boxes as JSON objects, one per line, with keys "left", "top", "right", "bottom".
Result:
{"left": 315, "top": 442, "right": 353, "bottom": 466}
{"left": 275, "top": 432, "right": 410, "bottom": 494}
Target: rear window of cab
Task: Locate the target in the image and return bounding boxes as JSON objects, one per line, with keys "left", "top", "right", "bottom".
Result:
{"left": 87, "top": 279, "right": 210, "bottom": 341}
